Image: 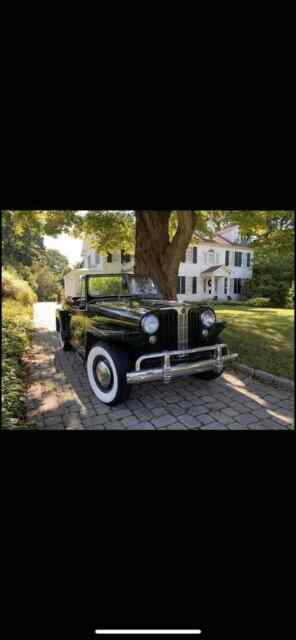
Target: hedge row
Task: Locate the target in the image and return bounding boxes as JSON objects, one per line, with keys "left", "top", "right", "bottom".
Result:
{"left": 2, "top": 280, "right": 35, "bottom": 429}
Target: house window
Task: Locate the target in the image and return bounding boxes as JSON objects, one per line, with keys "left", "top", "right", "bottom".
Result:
{"left": 235, "top": 251, "right": 242, "bottom": 267}
{"left": 95, "top": 254, "right": 100, "bottom": 265}
{"left": 224, "top": 278, "right": 228, "bottom": 295}
{"left": 177, "top": 276, "right": 186, "bottom": 295}
{"left": 192, "top": 277, "right": 197, "bottom": 295}
{"left": 107, "top": 253, "right": 113, "bottom": 263}
{"left": 203, "top": 279, "right": 206, "bottom": 294}
{"left": 215, "top": 278, "right": 218, "bottom": 293}
{"left": 233, "top": 278, "right": 241, "bottom": 294}
{"left": 208, "top": 250, "right": 215, "bottom": 266}
{"left": 181, "top": 251, "right": 187, "bottom": 263}
{"left": 247, "top": 253, "right": 251, "bottom": 267}
{"left": 121, "top": 250, "right": 130, "bottom": 264}
{"left": 225, "top": 251, "right": 230, "bottom": 266}
{"left": 192, "top": 247, "right": 198, "bottom": 264}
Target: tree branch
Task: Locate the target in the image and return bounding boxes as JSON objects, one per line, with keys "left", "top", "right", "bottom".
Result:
{"left": 166, "top": 211, "right": 197, "bottom": 268}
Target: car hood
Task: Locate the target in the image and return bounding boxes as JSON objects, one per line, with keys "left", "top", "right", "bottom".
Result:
{"left": 89, "top": 298, "right": 205, "bottom": 321}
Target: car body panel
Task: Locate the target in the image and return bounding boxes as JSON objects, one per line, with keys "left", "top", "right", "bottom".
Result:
{"left": 56, "top": 272, "right": 228, "bottom": 361}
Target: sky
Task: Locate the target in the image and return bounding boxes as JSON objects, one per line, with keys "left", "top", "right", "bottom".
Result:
{"left": 44, "top": 234, "right": 83, "bottom": 267}
{"left": 44, "top": 211, "right": 87, "bottom": 267}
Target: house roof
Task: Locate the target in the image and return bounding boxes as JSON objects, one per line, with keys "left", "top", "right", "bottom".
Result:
{"left": 191, "top": 231, "right": 251, "bottom": 248}
{"left": 201, "top": 265, "right": 224, "bottom": 274}
{"left": 201, "top": 265, "right": 233, "bottom": 276}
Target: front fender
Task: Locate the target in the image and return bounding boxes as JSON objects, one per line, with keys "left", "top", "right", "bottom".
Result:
{"left": 207, "top": 320, "right": 226, "bottom": 340}
{"left": 85, "top": 327, "right": 144, "bottom": 359}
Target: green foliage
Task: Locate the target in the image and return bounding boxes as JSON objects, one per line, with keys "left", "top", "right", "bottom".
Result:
{"left": 81, "top": 211, "right": 135, "bottom": 254}
{"left": 88, "top": 275, "right": 124, "bottom": 296}
{"left": 241, "top": 297, "right": 272, "bottom": 308}
{"left": 287, "top": 281, "right": 295, "bottom": 308}
{"left": 244, "top": 247, "right": 294, "bottom": 307}
{"left": 2, "top": 268, "right": 37, "bottom": 306}
{"left": 2, "top": 210, "right": 46, "bottom": 268}
{"left": 2, "top": 212, "right": 71, "bottom": 302}
{"left": 44, "top": 248, "right": 71, "bottom": 275}
{"left": 2, "top": 298, "right": 33, "bottom": 327}
{"left": 31, "top": 265, "right": 61, "bottom": 301}
{"left": 2, "top": 300, "right": 33, "bottom": 430}
{"left": 2, "top": 210, "right": 294, "bottom": 303}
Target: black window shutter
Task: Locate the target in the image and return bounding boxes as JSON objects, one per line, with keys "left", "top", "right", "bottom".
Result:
{"left": 225, "top": 251, "right": 229, "bottom": 266}
{"left": 192, "top": 277, "right": 197, "bottom": 294}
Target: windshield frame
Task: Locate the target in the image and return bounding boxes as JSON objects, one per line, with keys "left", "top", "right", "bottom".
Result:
{"left": 83, "top": 273, "right": 162, "bottom": 300}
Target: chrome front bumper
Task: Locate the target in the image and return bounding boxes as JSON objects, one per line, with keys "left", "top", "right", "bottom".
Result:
{"left": 126, "top": 343, "right": 239, "bottom": 385}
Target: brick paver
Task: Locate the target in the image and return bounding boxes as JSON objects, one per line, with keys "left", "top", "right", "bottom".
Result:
{"left": 25, "top": 303, "right": 295, "bottom": 431}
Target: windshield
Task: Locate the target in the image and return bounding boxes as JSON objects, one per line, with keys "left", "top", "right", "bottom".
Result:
{"left": 88, "top": 276, "right": 126, "bottom": 297}
{"left": 86, "top": 274, "right": 161, "bottom": 298}
{"left": 128, "top": 276, "right": 161, "bottom": 297}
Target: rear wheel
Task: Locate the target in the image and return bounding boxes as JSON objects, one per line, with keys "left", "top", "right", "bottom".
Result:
{"left": 87, "top": 342, "right": 131, "bottom": 406}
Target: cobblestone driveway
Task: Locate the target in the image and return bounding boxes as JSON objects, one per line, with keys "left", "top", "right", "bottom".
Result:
{"left": 26, "top": 304, "right": 294, "bottom": 430}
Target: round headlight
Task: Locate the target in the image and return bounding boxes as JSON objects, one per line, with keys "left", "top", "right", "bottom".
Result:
{"left": 141, "top": 314, "right": 160, "bottom": 335}
{"left": 201, "top": 309, "right": 216, "bottom": 328}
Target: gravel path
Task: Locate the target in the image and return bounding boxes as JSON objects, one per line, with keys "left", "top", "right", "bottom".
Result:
{"left": 25, "top": 303, "right": 294, "bottom": 430}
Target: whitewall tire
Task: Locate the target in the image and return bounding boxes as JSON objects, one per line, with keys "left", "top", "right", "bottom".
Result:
{"left": 87, "top": 343, "right": 131, "bottom": 406}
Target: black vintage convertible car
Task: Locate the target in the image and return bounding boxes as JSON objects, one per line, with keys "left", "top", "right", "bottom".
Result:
{"left": 56, "top": 271, "right": 238, "bottom": 406}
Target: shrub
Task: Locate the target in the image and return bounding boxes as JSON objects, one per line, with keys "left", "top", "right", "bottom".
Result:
{"left": 243, "top": 297, "right": 272, "bottom": 308}
{"left": 2, "top": 319, "right": 31, "bottom": 430}
{"left": 2, "top": 268, "right": 37, "bottom": 306}
{"left": 286, "top": 282, "right": 294, "bottom": 308}
{"left": 3, "top": 298, "right": 33, "bottom": 326}
{"left": 1, "top": 299, "right": 34, "bottom": 430}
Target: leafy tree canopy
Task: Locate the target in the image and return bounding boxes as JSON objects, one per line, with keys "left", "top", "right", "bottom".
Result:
{"left": 2, "top": 210, "right": 294, "bottom": 298}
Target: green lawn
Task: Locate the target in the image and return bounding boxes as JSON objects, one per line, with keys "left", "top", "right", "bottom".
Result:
{"left": 212, "top": 305, "right": 295, "bottom": 379}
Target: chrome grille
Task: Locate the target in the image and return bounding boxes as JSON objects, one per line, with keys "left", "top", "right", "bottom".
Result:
{"left": 177, "top": 306, "right": 189, "bottom": 350}
{"left": 158, "top": 310, "right": 178, "bottom": 350}
{"left": 188, "top": 309, "right": 201, "bottom": 347}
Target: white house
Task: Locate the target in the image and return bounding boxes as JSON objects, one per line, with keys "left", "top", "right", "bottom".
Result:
{"left": 81, "top": 224, "right": 254, "bottom": 302}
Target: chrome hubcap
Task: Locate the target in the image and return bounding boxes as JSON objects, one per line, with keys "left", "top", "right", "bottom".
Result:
{"left": 96, "top": 360, "right": 112, "bottom": 388}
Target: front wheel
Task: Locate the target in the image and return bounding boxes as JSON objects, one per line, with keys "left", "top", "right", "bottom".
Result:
{"left": 87, "top": 343, "right": 131, "bottom": 406}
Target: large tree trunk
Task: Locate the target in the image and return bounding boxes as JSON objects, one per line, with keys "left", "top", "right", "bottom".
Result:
{"left": 135, "top": 211, "right": 197, "bottom": 299}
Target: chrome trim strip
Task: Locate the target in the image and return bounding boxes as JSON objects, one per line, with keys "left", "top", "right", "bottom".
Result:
{"left": 176, "top": 306, "right": 189, "bottom": 350}
{"left": 127, "top": 344, "right": 239, "bottom": 385}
